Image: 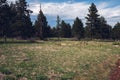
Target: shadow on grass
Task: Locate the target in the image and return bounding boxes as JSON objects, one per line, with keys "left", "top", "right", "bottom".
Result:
{"left": 80, "top": 38, "right": 116, "bottom": 42}
{"left": 0, "top": 38, "right": 117, "bottom": 44}
{"left": 0, "top": 40, "right": 44, "bottom": 44}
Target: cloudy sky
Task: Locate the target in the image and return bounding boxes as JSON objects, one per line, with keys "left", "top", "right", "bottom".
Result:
{"left": 9, "top": 0, "right": 120, "bottom": 27}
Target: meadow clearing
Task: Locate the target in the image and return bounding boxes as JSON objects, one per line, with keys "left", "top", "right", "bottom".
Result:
{"left": 0, "top": 39, "right": 120, "bottom": 80}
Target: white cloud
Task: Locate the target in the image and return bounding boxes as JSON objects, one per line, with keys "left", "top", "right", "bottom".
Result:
{"left": 8, "top": 0, "right": 16, "bottom": 1}
{"left": 98, "top": 4, "right": 120, "bottom": 26}
{"left": 29, "top": 2, "right": 89, "bottom": 20}
{"left": 8, "top": 0, "right": 17, "bottom": 3}
{"left": 7, "top": 0, "right": 120, "bottom": 26}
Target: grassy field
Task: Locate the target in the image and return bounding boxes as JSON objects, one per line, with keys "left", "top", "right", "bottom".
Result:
{"left": 0, "top": 40, "right": 120, "bottom": 80}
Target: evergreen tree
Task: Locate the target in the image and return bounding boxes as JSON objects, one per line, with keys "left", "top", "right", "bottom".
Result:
{"left": 0, "top": 0, "right": 11, "bottom": 42}
{"left": 112, "top": 22, "right": 120, "bottom": 40}
{"left": 85, "top": 3, "right": 101, "bottom": 39}
{"left": 72, "top": 17, "right": 84, "bottom": 40}
{"left": 9, "top": 2, "right": 18, "bottom": 37}
{"left": 66, "top": 23, "right": 72, "bottom": 38}
{"left": 60, "top": 20, "right": 72, "bottom": 38}
{"left": 56, "top": 15, "right": 61, "bottom": 38}
{"left": 14, "top": 0, "right": 33, "bottom": 39}
{"left": 100, "top": 16, "right": 112, "bottom": 39}
{"left": 51, "top": 27, "right": 58, "bottom": 37}
{"left": 34, "top": 5, "right": 48, "bottom": 40}
{"left": 46, "top": 25, "right": 52, "bottom": 38}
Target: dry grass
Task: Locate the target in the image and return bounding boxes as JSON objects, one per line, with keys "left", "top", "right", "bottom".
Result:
{"left": 0, "top": 40, "right": 120, "bottom": 80}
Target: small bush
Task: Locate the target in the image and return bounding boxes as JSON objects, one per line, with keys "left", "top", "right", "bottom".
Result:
{"left": 36, "top": 74, "right": 48, "bottom": 80}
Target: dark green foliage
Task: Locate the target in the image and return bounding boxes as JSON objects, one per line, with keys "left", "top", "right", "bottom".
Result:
{"left": 56, "top": 15, "right": 61, "bottom": 38}
{"left": 1, "top": 1, "right": 120, "bottom": 40}
{"left": 112, "top": 22, "right": 120, "bottom": 40}
{"left": 34, "top": 8, "right": 49, "bottom": 40}
{"left": 85, "top": 3, "right": 101, "bottom": 39}
{"left": 36, "top": 74, "right": 48, "bottom": 80}
{"left": 9, "top": 0, "right": 35, "bottom": 39}
{"left": 51, "top": 27, "right": 58, "bottom": 37}
{"left": 9, "top": 3, "right": 18, "bottom": 37}
{"left": 85, "top": 4, "right": 112, "bottom": 40}
{"left": 60, "top": 20, "right": 72, "bottom": 38}
{"left": 66, "top": 23, "right": 72, "bottom": 38}
{"left": 100, "top": 17, "right": 112, "bottom": 39}
{"left": 0, "top": 0, "right": 34, "bottom": 40}
{"left": 45, "top": 25, "right": 52, "bottom": 37}
{"left": 12, "top": 0, "right": 33, "bottom": 39}
{"left": 60, "top": 72, "right": 75, "bottom": 80}
{"left": 72, "top": 17, "right": 84, "bottom": 40}
{"left": 20, "top": 16, "right": 33, "bottom": 38}
{"left": 0, "top": 0, "right": 12, "bottom": 41}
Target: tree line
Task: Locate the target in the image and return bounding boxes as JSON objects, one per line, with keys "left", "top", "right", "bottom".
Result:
{"left": 0, "top": 0, "right": 120, "bottom": 41}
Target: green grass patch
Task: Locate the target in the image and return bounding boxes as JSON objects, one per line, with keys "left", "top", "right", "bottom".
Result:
{"left": 3, "top": 75, "right": 16, "bottom": 80}
{"left": 36, "top": 74, "right": 49, "bottom": 80}
{"left": 0, "top": 40, "right": 120, "bottom": 80}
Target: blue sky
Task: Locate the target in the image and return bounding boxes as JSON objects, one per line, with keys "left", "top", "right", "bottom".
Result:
{"left": 9, "top": 0, "right": 120, "bottom": 27}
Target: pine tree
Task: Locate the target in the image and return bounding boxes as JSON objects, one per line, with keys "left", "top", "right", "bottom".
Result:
{"left": 9, "top": 2, "right": 18, "bottom": 37}
{"left": 0, "top": 0, "right": 11, "bottom": 42}
{"left": 51, "top": 27, "right": 58, "bottom": 37}
{"left": 85, "top": 3, "right": 101, "bottom": 39}
{"left": 60, "top": 20, "right": 72, "bottom": 38}
{"left": 66, "top": 23, "right": 72, "bottom": 38}
{"left": 14, "top": 0, "right": 33, "bottom": 39}
{"left": 72, "top": 17, "right": 84, "bottom": 40}
{"left": 112, "top": 22, "right": 120, "bottom": 40}
{"left": 100, "top": 16, "right": 112, "bottom": 39}
{"left": 34, "top": 5, "right": 48, "bottom": 40}
{"left": 56, "top": 15, "right": 61, "bottom": 39}
{"left": 46, "top": 25, "right": 52, "bottom": 38}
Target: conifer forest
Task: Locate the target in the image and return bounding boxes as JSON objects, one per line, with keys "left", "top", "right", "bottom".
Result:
{"left": 0, "top": 0, "right": 120, "bottom": 80}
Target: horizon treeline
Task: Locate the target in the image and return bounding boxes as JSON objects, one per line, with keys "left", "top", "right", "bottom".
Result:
{"left": 0, "top": 0, "right": 120, "bottom": 41}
